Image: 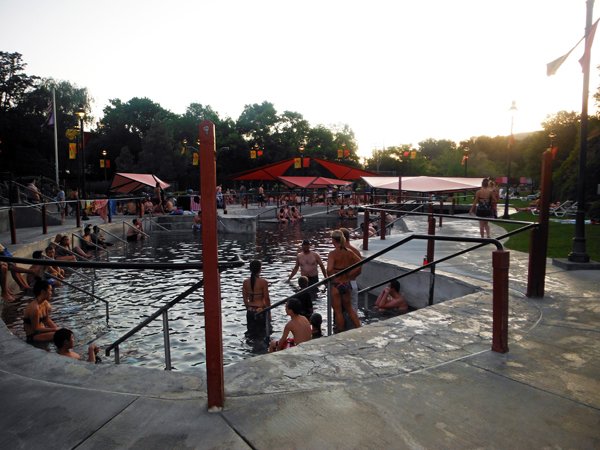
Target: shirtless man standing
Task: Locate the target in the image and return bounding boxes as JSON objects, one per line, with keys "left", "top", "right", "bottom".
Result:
{"left": 286, "top": 239, "right": 327, "bottom": 289}
{"left": 340, "top": 228, "right": 362, "bottom": 312}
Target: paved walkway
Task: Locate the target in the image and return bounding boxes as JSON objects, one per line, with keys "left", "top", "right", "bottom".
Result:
{"left": 1, "top": 211, "right": 599, "bottom": 449}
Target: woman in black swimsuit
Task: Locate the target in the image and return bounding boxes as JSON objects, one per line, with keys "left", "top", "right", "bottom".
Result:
{"left": 23, "top": 278, "right": 59, "bottom": 342}
{"left": 469, "top": 179, "right": 493, "bottom": 238}
{"left": 242, "top": 260, "right": 271, "bottom": 330}
{"left": 327, "top": 230, "right": 361, "bottom": 331}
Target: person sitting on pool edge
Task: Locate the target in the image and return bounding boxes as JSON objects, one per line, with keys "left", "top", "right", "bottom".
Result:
{"left": 291, "top": 276, "right": 313, "bottom": 320}
{"left": 269, "top": 298, "right": 312, "bottom": 353}
{"left": 126, "top": 219, "right": 145, "bottom": 241}
{"left": 26, "top": 251, "right": 61, "bottom": 287}
{"left": 53, "top": 328, "right": 101, "bottom": 363}
{"left": 375, "top": 280, "right": 408, "bottom": 312}
{"left": 45, "top": 246, "right": 66, "bottom": 280}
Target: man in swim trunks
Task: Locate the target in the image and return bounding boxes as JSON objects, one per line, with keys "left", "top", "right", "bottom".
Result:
{"left": 340, "top": 228, "right": 362, "bottom": 312}
{"left": 269, "top": 298, "right": 312, "bottom": 352}
{"left": 286, "top": 239, "right": 327, "bottom": 294}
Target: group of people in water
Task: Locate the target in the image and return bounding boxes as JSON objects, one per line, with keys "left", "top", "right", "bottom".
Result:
{"left": 243, "top": 228, "right": 409, "bottom": 353}
{"left": 278, "top": 205, "right": 304, "bottom": 223}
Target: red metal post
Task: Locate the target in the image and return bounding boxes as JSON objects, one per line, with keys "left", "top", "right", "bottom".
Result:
{"left": 363, "top": 210, "right": 369, "bottom": 250}
{"left": 380, "top": 210, "right": 386, "bottom": 240}
{"left": 199, "top": 120, "right": 224, "bottom": 411}
{"left": 527, "top": 151, "right": 552, "bottom": 298}
{"left": 492, "top": 250, "right": 510, "bottom": 353}
{"left": 9, "top": 208, "right": 17, "bottom": 244}
{"left": 42, "top": 205, "right": 48, "bottom": 235}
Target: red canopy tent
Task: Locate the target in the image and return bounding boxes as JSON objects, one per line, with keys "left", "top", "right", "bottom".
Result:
{"left": 361, "top": 176, "right": 484, "bottom": 193}
{"left": 226, "top": 159, "right": 296, "bottom": 181}
{"left": 277, "top": 176, "right": 349, "bottom": 189}
{"left": 312, "top": 157, "right": 382, "bottom": 179}
{"left": 109, "top": 173, "right": 170, "bottom": 194}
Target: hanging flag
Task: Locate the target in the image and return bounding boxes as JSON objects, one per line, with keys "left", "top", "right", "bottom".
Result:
{"left": 338, "top": 149, "right": 343, "bottom": 158}
{"left": 181, "top": 146, "right": 186, "bottom": 155}
{"left": 546, "top": 21, "right": 596, "bottom": 76}
{"left": 461, "top": 155, "right": 468, "bottom": 165}
{"left": 41, "top": 99, "right": 53, "bottom": 129}
{"left": 579, "top": 18, "right": 600, "bottom": 72}
{"left": 344, "top": 149, "right": 350, "bottom": 158}
{"left": 100, "top": 160, "right": 105, "bottom": 168}
{"left": 551, "top": 147, "right": 558, "bottom": 159}
{"left": 69, "top": 143, "right": 77, "bottom": 159}
{"left": 403, "top": 151, "right": 410, "bottom": 157}
{"left": 192, "top": 153, "right": 199, "bottom": 165}
{"left": 410, "top": 151, "right": 416, "bottom": 159}
{"left": 508, "top": 134, "right": 514, "bottom": 147}
{"left": 303, "top": 157, "right": 310, "bottom": 168}
{"left": 294, "top": 158, "right": 301, "bottom": 168}
{"left": 258, "top": 150, "right": 263, "bottom": 157}
{"left": 251, "top": 151, "right": 256, "bottom": 159}
{"left": 106, "top": 160, "right": 110, "bottom": 168}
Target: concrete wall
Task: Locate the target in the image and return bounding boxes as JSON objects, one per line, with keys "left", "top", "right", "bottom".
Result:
{"left": 0, "top": 209, "right": 8, "bottom": 233}
{"left": 0, "top": 206, "right": 62, "bottom": 231}
{"left": 145, "top": 214, "right": 256, "bottom": 234}
{"left": 357, "top": 258, "right": 480, "bottom": 309}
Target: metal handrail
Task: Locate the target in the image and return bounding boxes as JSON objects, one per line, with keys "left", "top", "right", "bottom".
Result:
{"left": 123, "top": 221, "right": 150, "bottom": 239}
{"left": 143, "top": 217, "right": 172, "bottom": 233}
{"left": 41, "top": 254, "right": 95, "bottom": 282}
{"left": 44, "top": 271, "right": 111, "bottom": 321}
{"left": 71, "top": 233, "right": 110, "bottom": 261}
{"left": 104, "top": 279, "right": 204, "bottom": 368}
{"left": 50, "top": 242, "right": 90, "bottom": 262}
{"left": 93, "top": 226, "right": 128, "bottom": 246}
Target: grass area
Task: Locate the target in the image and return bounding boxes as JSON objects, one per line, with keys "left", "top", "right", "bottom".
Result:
{"left": 494, "top": 199, "right": 600, "bottom": 261}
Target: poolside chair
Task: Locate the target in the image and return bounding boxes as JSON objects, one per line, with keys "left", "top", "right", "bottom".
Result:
{"left": 531, "top": 200, "right": 573, "bottom": 216}
{"left": 554, "top": 201, "right": 578, "bottom": 217}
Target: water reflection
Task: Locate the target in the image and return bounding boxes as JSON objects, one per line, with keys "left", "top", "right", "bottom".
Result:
{"left": 2, "top": 217, "right": 387, "bottom": 373}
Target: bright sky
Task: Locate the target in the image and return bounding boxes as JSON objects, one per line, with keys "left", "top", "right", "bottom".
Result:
{"left": 2, "top": 0, "right": 599, "bottom": 158}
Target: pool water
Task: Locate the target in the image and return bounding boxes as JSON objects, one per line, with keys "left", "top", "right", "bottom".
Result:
{"left": 2, "top": 217, "right": 392, "bottom": 373}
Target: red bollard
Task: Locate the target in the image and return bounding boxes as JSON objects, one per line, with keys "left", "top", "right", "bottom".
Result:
{"left": 199, "top": 120, "right": 225, "bottom": 411}
{"left": 42, "top": 205, "right": 48, "bottom": 235}
{"left": 9, "top": 208, "right": 17, "bottom": 244}
{"left": 426, "top": 216, "right": 435, "bottom": 263}
{"left": 492, "top": 250, "right": 510, "bottom": 353}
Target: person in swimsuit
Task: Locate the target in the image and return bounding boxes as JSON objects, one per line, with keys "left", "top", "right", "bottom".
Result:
{"left": 327, "top": 230, "right": 361, "bottom": 331}
{"left": 286, "top": 239, "right": 327, "bottom": 292}
{"left": 26, "top": 251, "right": 61, "bottom": 287}
{"left": 23, "top": 278, "right": 59, "bottom": 342}
{"left": 44, "top": 246, "right": 65, "bottom": 280}
{"left": 470, "top": 179, "right": 493, "bottom": 238}
{"left": 242, "top": 260, "right": 271, "bottom": 331}
{"left": 193, "top": 211, "right": 202, "bottom": 230}
{"left": 56, "top": 235, "right": 92, "bottom": 259}
{"left": 54, "top": 328, "right": 100, "bottom": 363}
{"left": 269, "top": 298, "right": 312, "bottom": 352}
{"left": 310, "top": 313, "right": 323, "bottom": 338}
{"left": 278, "top": 208, "right": 288, "bottom": 224}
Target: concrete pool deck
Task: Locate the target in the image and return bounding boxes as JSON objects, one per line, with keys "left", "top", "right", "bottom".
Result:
{"left": 1, "top": 208, "right": 599, "bottom": 449}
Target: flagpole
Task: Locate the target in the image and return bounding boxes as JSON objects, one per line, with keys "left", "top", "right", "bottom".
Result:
{"left": 52, "top": 88, "right": 59, "bottom": 187}
{"left": 568, "top": 0, "right": 593, "bottom": 263}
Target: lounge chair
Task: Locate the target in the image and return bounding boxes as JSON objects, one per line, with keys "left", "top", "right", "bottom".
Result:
{"left": 554, "top": 201, "right": 578, "bottom": 217}
{"left": 531, "top": 200, "right": 573, "bottom": 217}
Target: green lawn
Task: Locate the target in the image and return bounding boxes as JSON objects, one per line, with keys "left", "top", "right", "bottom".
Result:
{"left": 494, "top": 200, "right": 600, "bottom": 261}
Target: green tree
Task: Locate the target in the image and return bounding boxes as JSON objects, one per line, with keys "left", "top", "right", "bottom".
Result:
{"left": 0, "top": 52, "right": 39, "bottom": 115}
{"left": 138, "top": 115, "right": 177, "bottom": 180}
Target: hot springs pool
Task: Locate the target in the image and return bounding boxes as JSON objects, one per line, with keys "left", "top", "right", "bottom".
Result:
{"left": 3, "top": 218, "right": 388, "bottom": 372}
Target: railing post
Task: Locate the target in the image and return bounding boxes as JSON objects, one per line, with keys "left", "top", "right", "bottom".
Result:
{"left": 162, "top": 311, "right": 172, "bottom": 371}
{"left": 76, "top": 201, "right": 81, "bottom": 228}
{"left": 527, "top": 151, "right": 552, "bottom": 298}
{"left": 327, "top": 280, "right": 333, "bottom": 336}
{"left": 439, "top": 200, "right": 443, "bottom": 227}
{"left": 427, "top": 216, "right": 436, "bottom": 306}
{"left": 114, "top": 345, "right": 120, "bottom": 364}
{"left": 363, "top": 209, "right": 369, "bottom": 250}
{"left": 451, "top": 197, "right": 455, "bottom": 215}
{"left": 380, "top": 210, "right": 386, "bottom": 240}
{"left": 41, "top": 204, "right": 48, "bottom": 235}
{"left": 9, "top": 208, "right": 17, "bottom": 244}
{"left": 492, "top": 250, "right": 510, "bottom": 353}
{"left": 199, "top": 120, "right": 224, "bottom": 411}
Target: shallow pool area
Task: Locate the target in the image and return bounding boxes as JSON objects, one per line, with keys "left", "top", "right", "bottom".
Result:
{"left": 2, "top": 217, "right": 397, "bottom": 373}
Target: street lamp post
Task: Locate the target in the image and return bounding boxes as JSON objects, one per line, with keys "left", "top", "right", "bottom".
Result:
{"left": 463, "top": 146, "right": 469, "bottom": 200}
{"left": 502, "top": 101, "right": 518, "bottom": 220}
{"left": 75, "top": 104, "right": 86, "bottom": 200}
{"left": 102, "top": 150, "right": 107, "bottom": 181}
